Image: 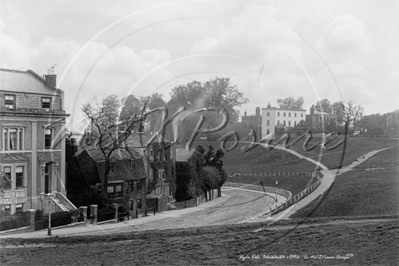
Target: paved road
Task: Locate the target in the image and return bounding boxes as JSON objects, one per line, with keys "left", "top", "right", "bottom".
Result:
{"left": 71, "top": 188, "right": 275, "bottom": 236}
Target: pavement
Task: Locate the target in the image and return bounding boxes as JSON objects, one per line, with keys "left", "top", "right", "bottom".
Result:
{"left": 0, "top": 193, "right": 229, "bottom": 239}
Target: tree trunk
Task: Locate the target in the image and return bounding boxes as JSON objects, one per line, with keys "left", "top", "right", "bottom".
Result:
{"left": 217, "top": 186, "right": 222, "bottom": 197}
{"left": 103, "top": 160, "right": 110, "bottom": 207}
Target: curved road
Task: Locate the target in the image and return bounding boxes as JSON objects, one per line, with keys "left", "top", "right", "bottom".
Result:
{"left": 77, "top": 188, "right": 274, "bottom": 235}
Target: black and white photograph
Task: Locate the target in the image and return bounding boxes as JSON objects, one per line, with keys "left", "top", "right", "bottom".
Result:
{"left": 0, "top": 0, "right": 398, "bottom": 265}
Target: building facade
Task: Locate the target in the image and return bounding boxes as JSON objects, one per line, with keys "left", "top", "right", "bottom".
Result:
{"left": 241, "top": 107, "right": 262, "bottom": 137}
{"left": 0, "top": 69, "right": 69, "bottom": 214}
{"left": 306, "top": 105, "right": 337, "bottom": 130}
{"left": 261, "top": 105, "right": 306, "bottom": 137}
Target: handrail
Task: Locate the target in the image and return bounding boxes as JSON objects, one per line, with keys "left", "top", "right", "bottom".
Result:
{"left": 50, "top": 196, "right": 65, "bottom": 212}
{"left": 53, "top": 191, "right": 77, "bottom": 211}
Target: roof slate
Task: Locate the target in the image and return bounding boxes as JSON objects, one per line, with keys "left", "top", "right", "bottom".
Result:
{"left": 0, "top": 69, "right": 56, "bottom": 94}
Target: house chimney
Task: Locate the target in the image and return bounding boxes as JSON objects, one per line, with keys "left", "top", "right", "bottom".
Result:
{"left": 44, "top": 74, "right": 57, "bottom": 90}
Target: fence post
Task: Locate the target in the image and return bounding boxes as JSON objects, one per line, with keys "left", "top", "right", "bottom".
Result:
{"left": 28, "top": 209, "right": 36, "bottom": 232}
{"left": 79, "top": 206, "right": 87, "bottom": 225}
{"left": 113, "top": 203, "right": 119, "bottom": 222}
{"left": 90, "top": 204, "right": 98, "bottom": 225}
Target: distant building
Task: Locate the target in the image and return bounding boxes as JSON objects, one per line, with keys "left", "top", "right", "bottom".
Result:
{"left": 241, "top": 106, "right": 262, "bottom": 137}
{"left": 261, "top": 104, "right": 306, "bottom": 137}
{"left": 306, "top": 105, "right": 337, "bottom": 130}
{"left": 0, "top": 68, "right": 70, "bottom": 214}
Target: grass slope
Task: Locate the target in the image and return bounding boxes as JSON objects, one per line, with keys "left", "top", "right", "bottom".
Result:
{"left": 291, "top": 145, "right": 399, "bottom": 218}
{"left": 1, "top": 218, "right": 397, "bottom": 265}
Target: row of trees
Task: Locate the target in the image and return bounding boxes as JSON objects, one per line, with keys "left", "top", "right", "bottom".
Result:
{"left": 175, "top": 145, "right": 228, "bottom": 202}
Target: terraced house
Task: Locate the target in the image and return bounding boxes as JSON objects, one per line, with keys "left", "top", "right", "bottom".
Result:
{"left": 0, "top": 68, "right": 71, "bottom": 214}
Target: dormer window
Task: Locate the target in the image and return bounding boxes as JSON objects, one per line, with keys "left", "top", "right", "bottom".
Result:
{"left": 42, "top": 97, "right": 51, "bottom": 111}
{"left": 5, "top": 95, "right": 15, "bottom": 110}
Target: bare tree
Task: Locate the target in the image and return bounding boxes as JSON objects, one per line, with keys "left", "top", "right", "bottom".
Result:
{"left": 82, "top": 95, "right": 142, "bottom": 206}
{"left": 341, "top": 101, "right": 364, "bottom": 135}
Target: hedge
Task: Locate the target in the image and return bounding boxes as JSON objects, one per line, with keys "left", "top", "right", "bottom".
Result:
{"left": 0, "top": 211, "right": 30, "bottom": 231}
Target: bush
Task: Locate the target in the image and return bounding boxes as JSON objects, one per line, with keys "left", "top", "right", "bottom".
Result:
{"left": 34, "top": 211, "right": 73, "bottom": 231}
{"left": 0, "top": 211, "right": 30, "bottom": 231}
{"left": 97, "top": 208, "right": 115, "bottom": 222}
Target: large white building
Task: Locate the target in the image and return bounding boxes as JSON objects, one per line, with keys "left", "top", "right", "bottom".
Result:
{"left": 261, "top": 106, "right": 306, "bottom": 137}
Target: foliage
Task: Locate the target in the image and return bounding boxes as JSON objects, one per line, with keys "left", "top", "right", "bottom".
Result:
{"left": 315, "top": 99, "right": 333, "bottom": 114}
{"left": 277, "top": 96, "right": 304, "bottom": 109}
{"left": 0, "top": 211, "right": 30, "bottom": 231}
{"left": 0, "top": 167, "right": 12, "bottom": 196}
{"left": 168, "top": 77, "right": 248, "bottom": 124}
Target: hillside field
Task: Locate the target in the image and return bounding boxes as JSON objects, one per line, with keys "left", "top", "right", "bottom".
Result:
{"left": 291, "top": 145, "right": 399, "bottom": 218}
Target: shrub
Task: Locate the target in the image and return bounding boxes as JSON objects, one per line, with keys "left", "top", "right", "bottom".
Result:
{"left": 0, "top": 211, "right": 30, "bottom": 231}
{"left": 97, "top": 208, "right": 115, "bottom": 222}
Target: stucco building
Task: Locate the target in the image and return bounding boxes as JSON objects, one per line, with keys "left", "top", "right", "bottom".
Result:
{"left": 0, "top": 69, "right": 70, "bottom": 214}
{"left": 261, "top": 104, "right": 306, "bottom": 137}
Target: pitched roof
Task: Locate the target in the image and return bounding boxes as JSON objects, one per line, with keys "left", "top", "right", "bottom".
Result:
{"left": 176, "top": 147, "right": 195, "bottom": 162}
{"left": 85, "top": 148, "right": 142, "bottom": 162}
{"left": 0, "top": 69, "right": 56, "bottom": 94}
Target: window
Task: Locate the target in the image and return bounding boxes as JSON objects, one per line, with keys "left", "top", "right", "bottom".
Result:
{"left": 16, "top": 166, "right": 23, "bottom": 187}
{"left": 150, "top": 149, "right": 154, "bottom": 161}
{"left": 289, "top": 113, "right": 291, "bottom": 117}
{"left": 130, "top": 160, "right": 136, "bottom": 169}
{"left": 159, "top": 169, "right": 165, "bottom": 180}
{"left": 15, "top": 204, "right": 23, "bottom": 213}
{"left": 107, "top": 186, "right": 114, "bottom": 193}
{"left": 277, "top": 112, "right": 280, "bottom": 116}
{"left": 284, "top": 112, "right": 286, "bottom": 117}
{"left": 267, "top": 129, "right": 270, "bottom": 134}
{"left": 267, "top": 120, "right": 270, "bottom": 126}
{"left": 3, "top": 128, "right": 24, "bottom": 151}
{"left": 294, "top": 121, "right": 297, "bottom": 127}
{"left": 156, "top": 187, "right": 160, "bottom": 195}
{"left": 110, "top": 162, "right": 115, "bottom": 172}
{"left": 44, "top": 128, "right": 52, "bottom": 149}
{"left": 42, "top": 97, "right": 51, "bottom": 111}
{"left": 116, "top": 185, "right": 122, "bottom": 197}
{"left": 267, "top": 112, "right": 270, "bottom": 116}
{"left": 289, "top": 121, "right": 291, "bottom": 126}
{"left": 295, "top": 113, "right": 297, "bottom": 117}
{"left": 284, "top": 121, "right": 286, "bottom": 126}
{"left": 3, "top": 167, "right": 11, "bottom": 189}
{"left": 5, "top": 95, "right": 15, "bottom": 110}
{"left": 150, "top": 169, "right": 154, "bottom": 179}
{"left": 277, "top": 120, "right": 280, "bottom": 125}
{"left": 301, "top": 113, "right": 303, "bottom": 117}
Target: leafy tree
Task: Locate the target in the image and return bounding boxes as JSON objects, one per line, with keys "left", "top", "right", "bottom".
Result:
{"left": 277, "top": 96, "right": 304, "bottom": 109}
{"left": 168, "top": 77, "right": 248, "bottom": 126}
{"left": 82, "top": 95, "right": 142, "bottom": 206}
{"left": 315, "top": 99, "right": 332, "bottom": 114}
{"left": 0, "top": 167, "right": 11, "bottom": 198}
{"left": 294, "top": 119, "right": 308, "bottom": 134}
{"left": 141, "top": 93, "right": 167, "bottom": 134}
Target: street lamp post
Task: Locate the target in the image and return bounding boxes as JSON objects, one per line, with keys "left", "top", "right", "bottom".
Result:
{"left": 47, "top": 193, "right": 52, "bottom": 236}
{"left": 275, "top": 180, "right": 278, "bottom": 203}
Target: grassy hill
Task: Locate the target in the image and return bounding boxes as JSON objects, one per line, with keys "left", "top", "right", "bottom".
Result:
{"left": 291, "top": 145, "right": 399, "bottom": 218}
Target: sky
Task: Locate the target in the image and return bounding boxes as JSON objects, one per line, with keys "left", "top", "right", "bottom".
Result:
{"left": 1, "top": 0, "right": 398, "bottom": 131}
